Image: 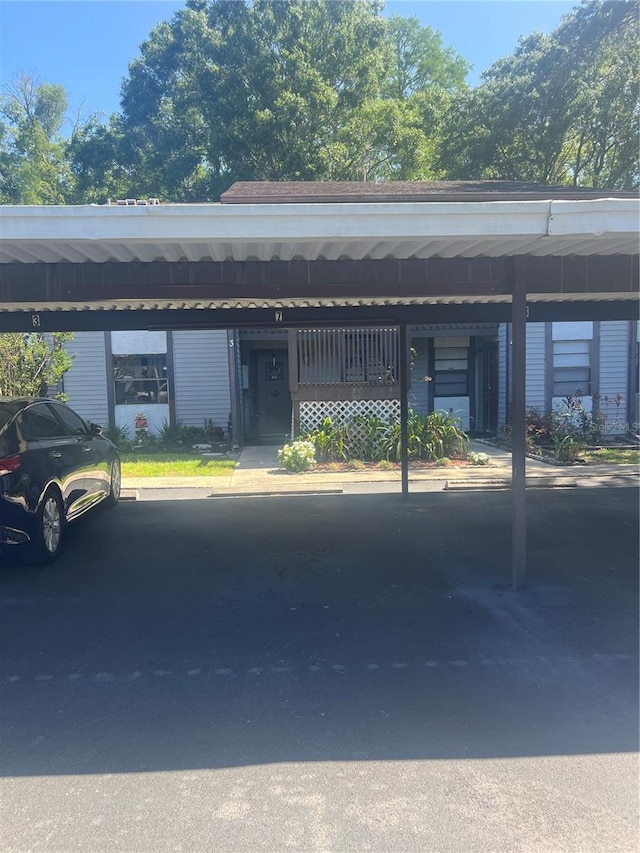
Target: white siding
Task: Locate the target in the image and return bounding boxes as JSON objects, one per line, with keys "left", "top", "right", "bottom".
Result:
{"left": 172, "top": 330, "right": 231, "bottom": 429}
{"left": 498, "top": 324, "right": 508, "bottom": 426}
{"left": 525, "top": 323, "right": 546, "bottom": 412}
{"left": 62, "top": 332, "right": 109, "bottom": 427}
{"left": 598, "top": 321, "right": 630, "bottom": 433}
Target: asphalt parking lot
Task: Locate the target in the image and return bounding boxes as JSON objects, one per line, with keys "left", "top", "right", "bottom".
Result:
{"left": 1, "top": 488, "right": 638, "bottom": 852}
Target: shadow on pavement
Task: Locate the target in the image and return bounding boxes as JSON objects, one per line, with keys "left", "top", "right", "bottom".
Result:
{"left": 1, "top": 489, "right": 638, "bottom": 777}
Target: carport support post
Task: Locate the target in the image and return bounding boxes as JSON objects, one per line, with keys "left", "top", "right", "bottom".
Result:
{"left": 227, "top": 330, "right": 242, "bottom": 450}
{"left": 511, "top": 260, "right": 527, "bottom": 589}
{"left": 399, "top": 324, "right": 409, "bottom": 499}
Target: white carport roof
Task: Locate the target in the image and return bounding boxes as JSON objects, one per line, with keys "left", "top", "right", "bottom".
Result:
{"left": 0, "top": 198, "right": 637, "bottom": 265}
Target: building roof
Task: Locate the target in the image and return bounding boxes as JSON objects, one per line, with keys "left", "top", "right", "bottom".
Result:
{"left": 220, "top": 180, "right": 638, "bottom": 204}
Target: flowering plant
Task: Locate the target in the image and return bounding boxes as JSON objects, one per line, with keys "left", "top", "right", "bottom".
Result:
{"left": 467, "top": 451, "right": 490, "bottom": 466}
{"left": 278, "top": 440, "right": 316, "bottom": 473}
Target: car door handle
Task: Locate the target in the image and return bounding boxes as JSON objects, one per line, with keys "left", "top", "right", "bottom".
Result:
{"left": 81, "top": 445, "right": 92, "bottom": 453}
{"left": 49, "top": 451, "right": 62, "bottom": 459}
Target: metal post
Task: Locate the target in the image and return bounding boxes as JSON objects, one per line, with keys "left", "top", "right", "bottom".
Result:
{"left": 399, "top": 324, "right": 409, "bottom": 499}
{"left": 226, "top": 329, "right": 242, "bottom": 449}
{"left": 511, "top": 260, "right": 527, "bottom": 589}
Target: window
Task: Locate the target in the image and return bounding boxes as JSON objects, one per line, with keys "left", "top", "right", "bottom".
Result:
{"left": 113, "top": 355, "right": 169, "bottom": 405}
{"left": 434, "top": 346, "right": 469, "bottom": 397}
{"left": 553, "top": 340, "right": 591, "bottom": 396}
{"left": 20, "top": 404, "right": 66, "bottom": 440}
{"left": 51, "top": 403, "right": 88, "bottom": 436}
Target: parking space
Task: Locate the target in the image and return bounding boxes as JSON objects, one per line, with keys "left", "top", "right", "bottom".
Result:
{"left": 0, "top": 488, "right": 638, "bottom": 851}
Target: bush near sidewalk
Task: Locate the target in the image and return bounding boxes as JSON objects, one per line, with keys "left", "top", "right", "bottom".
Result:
{"left": 279, "top": 410, "right": 469, "bottom": 472}
{"left": 498, "top": 394, "right": 638, "bottom": 464}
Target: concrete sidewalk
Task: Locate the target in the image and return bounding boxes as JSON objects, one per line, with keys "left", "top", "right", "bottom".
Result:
{"left": 121, "top": 440, "right": 640, "bottom": 497}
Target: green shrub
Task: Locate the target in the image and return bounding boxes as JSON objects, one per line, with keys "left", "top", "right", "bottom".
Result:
{"left": 344, "top": 415, "right": 389, "bottom": 461}
{"left": 467, "top": 451, "right": 490, "bottom": 466}
{"left": 278, "top": 440, "right": 316, "bottom": 473}
{"left": 157, "top": 420, "right": 188, "bottom": 447}
{"left": 551, "top": 434, "right": 584, "bottom": 463}
{"left": 104, "top": 423, "right": 131, "bottom": 448}
{"left": 302, "top": 417, "right": 348, "bottom": 462}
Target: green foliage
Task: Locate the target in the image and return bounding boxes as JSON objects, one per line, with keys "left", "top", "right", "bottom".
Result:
{"left": 382, "top": 16, "right": 469, "bottom": 100}
{"left": 503, "top": 395, "right": 617, "bottom": 462}
{"left": 0, "top": 332, "right": 74, "bottom": 398}
{"left": 583, "top": 447, "right": 639, "bottom": 464}
{"left": 551, "top": 434, "right": 584, "bottom": 463}
{"left": 438, "top": 1, "right": 639, "bottom": 188}
{"left": 302, "top": 417, "right": 348, "bottom": 462}
{"left": 69, "top": 0, "right": 469, "bottom": 198}
{"left": 103, "top": 423, "right": 131, "bottom": 448}
{"left": 4, "top": 2, "right": 638, "bottom": 204}
{"left": 344, "top": 414, "right": 389, "bottom": 461}
{"left": 120, "top": 453, "right": 235, "bottom": 477}
{"left": 0, "top": 74, "right": 75, "bottom": 203}
{"left": 299, "top": 410, "right": 468, "bottom": 464}
{"left": 278, "top": 439, "right": 316, "bottom": 472}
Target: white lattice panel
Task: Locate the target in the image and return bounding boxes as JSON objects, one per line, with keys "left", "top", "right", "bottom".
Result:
{"left": 299, "top": 400, "right": 400, "bottom": 431}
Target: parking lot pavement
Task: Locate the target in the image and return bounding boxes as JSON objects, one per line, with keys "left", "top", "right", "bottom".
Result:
{"left": 0, "top": 488, "right": 638, "bottom": 852}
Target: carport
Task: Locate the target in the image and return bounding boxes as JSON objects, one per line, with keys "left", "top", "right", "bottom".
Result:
{"left": 0, "top": 181, "right": 637, "bottom": 588}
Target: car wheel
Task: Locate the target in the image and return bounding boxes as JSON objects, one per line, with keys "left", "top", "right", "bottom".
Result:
{"left": 104, "top": 458, "right": 121, "bottom": 507}
{"left": 21, "top": 488, "right": 63, "bottom": 566}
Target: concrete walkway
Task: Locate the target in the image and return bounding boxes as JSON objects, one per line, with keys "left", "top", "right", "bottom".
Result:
{"left": 121, "top": 440, "right": 639, "bottom": 496}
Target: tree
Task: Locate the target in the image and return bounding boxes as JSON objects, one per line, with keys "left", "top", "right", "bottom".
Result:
{"left": 381, "top": 16, "right": 469, "bottom": 100}
{"left": 437, "top": 1, "right": 639, "bottom": 188}
{"left": 0, "top": 74, "right": 75, "bottom": 203}
{"left": 69, "top": 0, "right": 469, "bottom": 199}
{"left": 0, "top": 333, "right": 74, "bottom": 398}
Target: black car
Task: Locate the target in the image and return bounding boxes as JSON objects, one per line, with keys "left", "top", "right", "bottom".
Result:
{"left": 0, "top": 398, "right": 121, "bottom": 565}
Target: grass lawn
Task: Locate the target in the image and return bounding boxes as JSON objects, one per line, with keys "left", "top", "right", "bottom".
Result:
{"left": 121, "top": 453, "right": 237, "bottom": 478}
{"left": 581, "top": 448, "right": 640, "bottom": 464}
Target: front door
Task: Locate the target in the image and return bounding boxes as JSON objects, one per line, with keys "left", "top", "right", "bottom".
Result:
{"left": 254, "top": 350, "right": 291, "bottom": 442}
{"left": 481, "top": 340, "right": 499, "bottom": 433}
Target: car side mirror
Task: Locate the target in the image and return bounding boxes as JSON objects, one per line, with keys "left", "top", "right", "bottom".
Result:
{"left": 89, "top": 423, "right": 103, "bottom": 436}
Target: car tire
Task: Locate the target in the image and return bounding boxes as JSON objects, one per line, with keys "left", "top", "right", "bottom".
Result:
{"left": 104, "top": 458, "right": 121, "bottom": 507}
{"left": 21, "top": 487, "right": 63, "bottom": 566}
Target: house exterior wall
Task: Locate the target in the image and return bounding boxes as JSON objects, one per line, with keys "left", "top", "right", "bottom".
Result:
{"left": 62, "top": 332, "right": 109, "bottom": 427}
{"left": 598, "top": 321, "right": 630, "bottom": 431}
{"left": 60, "top": 322, "right": 634, "bottom": 439}
{"left": 525, "top": 323, "right": 546, "bottom": 412}
{"left": 172, "top": 330, "right": 231, "bottom": 431}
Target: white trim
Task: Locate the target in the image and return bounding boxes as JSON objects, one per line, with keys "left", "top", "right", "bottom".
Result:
{"left": 0, "top": 198, "right": 636, "bottom": 264}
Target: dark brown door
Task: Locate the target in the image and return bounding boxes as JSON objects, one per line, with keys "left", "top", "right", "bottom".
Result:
{"left": 482, "top": 340, "right": 499, "bottom": 433}
{"left": 255, "top": 350, "right": 291, "bottom": 440}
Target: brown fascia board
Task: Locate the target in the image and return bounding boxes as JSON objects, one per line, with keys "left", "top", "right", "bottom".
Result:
{"left": 220, "top": 180, "right": 639, "bottom": 204}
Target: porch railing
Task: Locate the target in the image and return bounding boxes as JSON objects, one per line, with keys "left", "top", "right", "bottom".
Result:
{"left": 296, "top": 328, "right": 398, "bottom": 387}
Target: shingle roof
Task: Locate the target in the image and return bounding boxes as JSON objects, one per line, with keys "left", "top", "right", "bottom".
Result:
{"left": 220, "top": 180, "right": 637, "bottom": 204}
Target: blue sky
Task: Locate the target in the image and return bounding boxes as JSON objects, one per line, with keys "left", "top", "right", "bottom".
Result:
{"left": 0, "top": 0, "right": 577, "bottom": 128}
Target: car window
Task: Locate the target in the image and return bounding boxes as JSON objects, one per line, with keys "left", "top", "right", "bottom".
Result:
{"left": 0, "top": 400, "right": 28, "bottom": 432}
{"left": 50, "top": 403, "right": 89, "bottom": 436}
{"left": 20, "top": 403, "right": 67, "bottom": 440}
